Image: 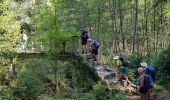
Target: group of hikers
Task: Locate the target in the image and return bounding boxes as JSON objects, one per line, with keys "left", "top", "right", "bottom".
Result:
{"left": 80, "top": 29, "right": 100, "bottom": 62}
{"left": 80, "top": 29, "right": 155, "bottom": 100}
{"left": 114, "top": 56, "right": 155, "bottom": 100}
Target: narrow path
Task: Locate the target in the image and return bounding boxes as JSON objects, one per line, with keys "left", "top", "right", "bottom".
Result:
{"left": 82, "top": 53, "right": 137, "bottom": 97}
{"left": 81, "top": 53, "right": 170, "bottom": 100}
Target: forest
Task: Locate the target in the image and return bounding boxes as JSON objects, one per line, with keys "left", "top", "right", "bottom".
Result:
{"left": 0, "top": 0, "right": 170, "bottom": 100}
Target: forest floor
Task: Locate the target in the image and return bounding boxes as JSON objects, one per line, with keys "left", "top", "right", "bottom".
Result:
{"left": 151, "top": 85, "right": 170, "bottom": 100}
{"left": 128, "top": 85, "right": 170, "bottom": 100}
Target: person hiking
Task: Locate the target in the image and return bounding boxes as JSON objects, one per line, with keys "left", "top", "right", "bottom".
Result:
{"left": 117, "top": 67, "right": 131, "bottom": 87}
{"left": 113, "top": 56, "right": 122, "bottom": 68}
{"left": 91, "top": 39, "right": 100, "bottom": 62}
{"left": 137, "top": 67, "right": 153, "bottom": 100}
{"left": 140, "top": 62, "right": 155, "bottom": 82}
{"left": 80, "top": 29, "right": 89, "bottom": 54}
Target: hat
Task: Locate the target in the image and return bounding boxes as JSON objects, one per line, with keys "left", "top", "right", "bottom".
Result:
{"left": 138, "top": 67, "right": 145, "bottom": 74}
{"left": 80, "top": 29, "right": 88, "bottom": 33}
{"left": 87, "top": 38, "right": 92, "bottom": 42}
{"left": 113, "top": 56, "right": 119, "bottom": 60}
{"left": 140, "top": 62, "right": 147, "bottom": 68}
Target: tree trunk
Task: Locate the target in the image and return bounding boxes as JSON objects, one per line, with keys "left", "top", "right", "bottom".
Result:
{"left": 160, "top": 1, "right": 163, "bottom": 49}
{"left": 153, "top": 0, "right": 156, "bottom": 55}
{"left": 109, "top": 0, "right": 117, "bottom": 54}
{"left": 97, "top": 6, "right": 100, "bottom": 39}
{"left": 144, "top": 0, "right": 149, "bottom": 61}
{"left": 118, "top": 0, "right": 125, "bottom": 52}
{"left": 132, "top": 0, "right": 138, "bottom": 53}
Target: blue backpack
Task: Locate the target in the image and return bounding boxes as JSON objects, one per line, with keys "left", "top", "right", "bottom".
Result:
{"left": 146, "top": 66, "right": 155, "bottom": 82}
{"left": 123, "top": 59, "right": 130, "bottom": 66}
{"left": 93, "top": 40, "right": 100, "bottom": 49}
{"left": 139, "top": 74, "right": 153, "bottom": 93}
{"left": 119, "top": 56, "right": 130, "bottom": 66}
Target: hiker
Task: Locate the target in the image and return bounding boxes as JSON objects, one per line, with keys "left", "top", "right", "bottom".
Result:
{"left": 117, "top": 67, "right": 131, "bottom": 87}
{"left": 84, "top": 38, "right": 93, "bottom": 59}
{"left": 113, "top": 56, "right": 122, "bottom": 68}
{"left": 137, "top": 67, "right": 153, "bottom": 100}
{"left": 140, "top": 62, "right": 155, "bottom": 82}
{"left": 80, "top": 29, "right": 89, "bottom": 54}
{"left": 91, "top": 40, "right": 100, "bottom": 62}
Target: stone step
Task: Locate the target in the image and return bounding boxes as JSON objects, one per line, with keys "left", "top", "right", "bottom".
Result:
{"left": 127, "top": 96, "right": 140, "bottom": 100}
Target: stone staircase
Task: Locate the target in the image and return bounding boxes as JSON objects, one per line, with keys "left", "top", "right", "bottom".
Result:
{"left": 82, "top": 53, "right": 139, "bottom": 99}
{"left": 58, "top": 52, "right": 170, "bottom": 100}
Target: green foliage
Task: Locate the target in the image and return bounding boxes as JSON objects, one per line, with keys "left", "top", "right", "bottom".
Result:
{"left": 65, "top": 55, "right": 100, "bottom": 92}
{"left": 9, "top": 71, "right": 44, "bottom": 100}
{"left": 0, "top": 69, "right": 11, "bottom": 86}
{"left": 2, "top": 58, "right": 55, "bottom": 100}
{"left": 0, "top": 0, "right": 21, "bottom": 57}
{"left": 128, "top": 69, "right": 136, "bottom": 84}
{"left": 78, "top": 93, "right": 96, "bottom": 100}
{"left": 91, "top": 81, "right": 110, "bottom": 100}
{"left": 152, "top": 46, "right": 170, "bottom": 90}
{"left": 128, "top": 53, "right": 143, "bottom": 68}
{"left": 110, "top": 93, "right": 128, "bottom": 100}
{"left": 47, "top": 28, "right": 68, "bottom": 59}
{"left": 79, "top": 81, "right": 127, "bottom": 100}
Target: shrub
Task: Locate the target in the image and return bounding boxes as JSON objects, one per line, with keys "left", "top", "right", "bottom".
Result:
{"left": 128, "top": 69, "right": 136, "bottom": 84}
{"left": 152, "top": 46, "right": 170, "bottom": 90}
{"left": 110, "top": 93, "right": 128, "bottom": 100}
{"left": 7, "top": 71, "right": 44, "bottom": 100}
{"left": 92, "top": 81, "right": 110, "bottom": 100}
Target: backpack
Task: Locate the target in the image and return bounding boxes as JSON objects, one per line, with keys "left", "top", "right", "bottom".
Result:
{"left": 119, "top": 57, "right": 130, "bottom": 66}
{"left": 123, "top": 59, "right": 130, "bottom": 66}
{"left": 92, "top": 40, "right": 100, "bottom": 49}
{"left": 146, "top": 66, "right": 155, "bottom": 82}
{"left": 139, "top": 74, "right": 153, "bottom": 93}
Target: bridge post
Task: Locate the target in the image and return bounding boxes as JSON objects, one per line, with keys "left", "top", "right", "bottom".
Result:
{"left": 9, "top": 57, "right": 17, "bottom": 74}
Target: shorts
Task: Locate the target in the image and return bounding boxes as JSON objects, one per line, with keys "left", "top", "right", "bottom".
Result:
{"left": 81, "top": 38, "right": 88, "bottom": 45}
{"left": 92, "top": 49, "right": 98, "bottom": 55}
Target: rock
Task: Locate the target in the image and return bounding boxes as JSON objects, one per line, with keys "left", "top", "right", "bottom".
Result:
{"left": 153, "top": 84, "right": 165, "bottom": 92}
{"left": 127, "top": 96, "right": 140, "bottom": 100}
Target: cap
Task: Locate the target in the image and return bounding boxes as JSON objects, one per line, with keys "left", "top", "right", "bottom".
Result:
{"left": 87, "top": 38, "right": 92, "bottom": 42}
{"left": 140, "top": 62, "right": 147, "bottom": 68}
{"left": 113, "top": 56, "right": 119, "bottom": 60}
{"left": 138, "top": 67, "right": 145, "bottom": 74}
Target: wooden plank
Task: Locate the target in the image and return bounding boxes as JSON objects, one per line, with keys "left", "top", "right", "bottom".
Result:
{"left": 16, "top": 52, "right": 46, "bottom": 58}
{"left": 15, "top": 52, "right": 77, "bottom": 61}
